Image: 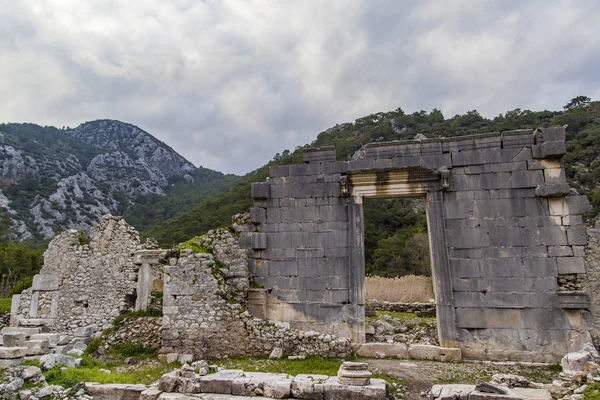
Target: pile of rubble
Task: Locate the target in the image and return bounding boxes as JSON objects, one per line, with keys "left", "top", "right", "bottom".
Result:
{"left": 430, "top": 347, "right": 600, "bottom": 400}
{"left": 367, "top": 313, "right": 439, "bottom": 346}
{"left": 155, "top": 361, "right": 387, "bottom": 399}
{"left": 0, "top": 324, "right": 93, "bottom": 366}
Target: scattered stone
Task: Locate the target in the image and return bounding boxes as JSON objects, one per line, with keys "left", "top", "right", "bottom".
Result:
{"left": 269, "top": 347, "right": 283, "bottom": 360}
{"left": 99, "top": 368, "right": 111, "bottom": 374}
{"left": 562, "top": 351, "right": 594, "bottom": 373}
{"left": 66, "top": 349, "right": 84, "bottom": 357}
{"left": 125, "top": 357, "right": 138, "bottom": 365}
{"left": 21, "top": 366, "right": 43, "bottom": 381}
{"left": 39, "top": 354, "right": 80, "bottom": 370}
{"left": 288, "top": 355, "right": 306, "bottom": 361}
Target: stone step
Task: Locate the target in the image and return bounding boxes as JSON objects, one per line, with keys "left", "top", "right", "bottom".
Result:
{"left": 1, "top": 327, "right": 42, "bottom": 337}
{"left": 30, "top": 333, "right": 60, "bottom": 348}
{"left": 25, "top": 339, "right": 50, "bottom": 356}
{"left": 0, "top": 358, "right": 24, "bottom": 368}
{"left": 0, "top": 346, "right": 28, "bottom": 359}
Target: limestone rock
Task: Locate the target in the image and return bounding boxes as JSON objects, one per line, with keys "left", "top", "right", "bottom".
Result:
{"left": 39, "top": 354, "right": 80, "bottom": 370}
{"left": 562, "top": 351, "right": 595, "bottom": 373}
{"left": 269, "top": 347, "right": 283, "bottom": 360}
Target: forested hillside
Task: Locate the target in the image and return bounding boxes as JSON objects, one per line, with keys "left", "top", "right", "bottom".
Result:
{"left": 143, "top": 96, "right": 600, "bottom": 276}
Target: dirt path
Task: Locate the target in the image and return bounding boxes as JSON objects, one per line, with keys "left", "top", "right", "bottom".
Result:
{"left": 366, "top": 359, "right": 560, "bottom": 399}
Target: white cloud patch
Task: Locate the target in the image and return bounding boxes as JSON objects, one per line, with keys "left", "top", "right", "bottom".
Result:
{"left": 0, "top": 0, "right": 599, "bottom": 174}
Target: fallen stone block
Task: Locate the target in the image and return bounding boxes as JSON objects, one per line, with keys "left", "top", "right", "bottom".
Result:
{"left": 39, "top": 354, "right": 81, "bottom": 370}
{"left": 30, "top": 333, "right": 60, "bottom": 348}
{"left": 199, "top": 370, "right": 244, "bottom": 394}
{"left": 562, "top": 350, "right": 594, "bottom": 373}
{"left": 407, "top": 345, "right": 462, "bottom": 362}
{"left": 25, "top": 339, "right": 50, "bottom": 356}
{"left": 140, "top": 387, "right": 162, "bottom": 400}
{"left": 3, "top": 332, "right": 25, "bottom": 347}
{"left": 512, "top": 387, "right": 553, "bottom": 400}
{"left": 85, "top": 383, "right": 147, "bottom": 400}
{"left": 74, "top": 326, "right": 94, "bottom": 338}
{"left": 323, "top": 377, "right": 386, "bottom": 400}
{"left": 231, "top": 372, "right": 292, "bottom": 398}
{"left": 0, "top": 358, "right": 24, "bottom": 367}
{"left": 354, "top": 343, "right": 408, "bottom": 359}
{"left": 0, "top": 346, "right": 28, "bottom": 359}
{"left": 292, "top": 374, "right": 328, "bottom": 399}
{"left": 158, "top": 371, "right": 183, "bottom": 393}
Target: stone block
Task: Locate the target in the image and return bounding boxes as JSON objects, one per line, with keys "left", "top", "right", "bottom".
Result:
{"left": 511, "top": 170, "right": 544, "bottom": 188}
{"left": 0, "top": 347, "right": 28, "bottom": 359}
{"left": 140, "top": 387, "right": 162, "bottom": 400}
{"left": 250, "top": 207, "right": 267, "bottom": 225}
{"left": 32, "top": 274, "right": 58, "bottom": 291}
{"left": 532, "top": 141, "right": 567, "bottom": 159}
{"left": 562, "top": 215, "right": 583, "bottom": 225}
{"left": 303, "top": 146, "right": 336, "bottom": 163}
{"left": 251, "top": 182, "right": 271, "bottom": 199}
{"left": 557, "top": 257, "right": 585, "bottom": 274}
{"left": 231, "top": 372, "right": 292, "bottom": 398}
{"left": 292, "top": 374, "right": 328, "bottom": 400}
{"left": 74, "top": 326, "right": 94, "bottom": 338}
{"left": 25, "top": 339, "right": 49, "bottom": 356}
{"left": 0, "top": 327, "right": 41, "bottom": 338}
{"left": 270, "top": 259, "right": 298, "bottom": 277}
{"left": 0, "top": 358, "right": 24, "bottom": 367}
{"left": 199, "top": 370, "right": 243, "bottom": 394}
{"left": 323, "top": 377, "right": 386, "bottom": 400}
{"left": 407, "top": 345, "right": 461, "bottom": 361}
{"left": 564, "top": 195, "right": 591, "bottom": 215}
{"left": 354, "top": 343, "right": 408, "bottom": 359}
{"left": 290, "top": 163, "right": 321, "bottom": 176}
{"left": 85, "top": 383, "right": 148, "bottom": 400}
{"left": 548, "top": 246, "right": 573, "bottom": 257}
{"left": 523, "top": 257, "right": 557, "bottom": 277}
{"left": 535, "top": 184, "right": 571, "bottom": 197}
{"left": 269, "top": 165, "right": 289, "bottom": 177}
{"left": 178, "top": 354, "right": 193, "bottom": 364}
{"left": 251, "top": 233, "right": 267, "bottom": 250}
{"left": 567, "top": 224, "right": 587, "bottom": 245}
{"left": 3, "top": 332, "right": 25, "bottom": 347}
{"left": 543, "top": 167, "right": 567, "bottom": 184}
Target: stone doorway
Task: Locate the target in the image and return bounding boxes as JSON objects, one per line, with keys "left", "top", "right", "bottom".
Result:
{"left": 347, "top": 168, "right": 458, "bottom": 348}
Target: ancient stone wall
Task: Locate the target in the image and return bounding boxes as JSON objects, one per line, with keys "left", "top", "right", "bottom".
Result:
{"left": 246, "top": 127, "right": 593, "bottom": 362}
{"left": 12, "top": 216, "right": 142, "bottom": 337}
{"left": 161, "top": 229, "right": 352, "bottom": 360}
{"left": 99, "top": 316, "right": 163, "bottom": 354}
{"left": 582, "top": 223, "right": 600, "bottom": 335}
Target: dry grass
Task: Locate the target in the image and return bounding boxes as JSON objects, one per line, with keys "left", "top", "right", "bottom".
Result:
{"left": 365, "top": 275, "right": 434, "bottom": 303}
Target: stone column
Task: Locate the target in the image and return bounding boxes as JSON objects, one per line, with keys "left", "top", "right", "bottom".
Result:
{"left": 134, "top": 250, "right": 163, "bottom": 311}
{"left": 348, "top": 196, "right": 366, "bottom": 344}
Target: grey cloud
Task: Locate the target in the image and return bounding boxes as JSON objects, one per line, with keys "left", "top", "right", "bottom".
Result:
{"left": 0, "top": 0, "right": 599, "bottom": 174}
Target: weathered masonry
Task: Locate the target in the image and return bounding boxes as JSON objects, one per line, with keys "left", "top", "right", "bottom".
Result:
{"left": 247, "top": 127, "right": 592, "bottom": 362}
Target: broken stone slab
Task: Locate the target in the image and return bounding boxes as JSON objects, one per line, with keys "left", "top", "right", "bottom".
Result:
{"left": 3, "top": 332, "right": 25, "bottom": 347}
{"left": 337, "top": 362, "right": 371, "bottom": 386}
{"left": 26, "top": 339, "right": 50, "bottom": 356}
{"left": 0, "top": 346, "right": 28, "bottom": 359}
{"left": 85, "top": 383, "right": 148, "bottom": 400}
{"left": 30, "top": 333, "right": 60, "bottom": 348}
{"left": 32, "top": 274, "right": 59, "bottom": 291}
{"left": 231, "top": 372, "right": 292, "bottom": 398}
{"left": 323, "top": 377, "right": 386, "bottom": 400}
{"left": 158, "top": 371, "right": 183, "bottom": 393}
{"left": 407, "top": 345, "right": 462, "bottom": 362}
{"left": 430, "top": 384, "right": 522, "bottom": 400}
{"left": 0, "top": 327, "right": 41, "bottom": 338}
{"left": 39, "top": 354, "right": 81, "bottom": 370}
{"left": 291, "top": 374, "right": 329, "bottom": 399}
{"left": 199, "top": 369, "right": 244, "bottom": 394}
{"left": 512, "top": 387, "right": 553, "bottom": 400}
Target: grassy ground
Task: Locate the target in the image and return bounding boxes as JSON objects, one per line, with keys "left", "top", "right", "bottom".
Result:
{"left": 366, "top": 310, "right": 436, "bottom": 326}
{"left": 0, "top": 297, "right": 12, "bottom": 313}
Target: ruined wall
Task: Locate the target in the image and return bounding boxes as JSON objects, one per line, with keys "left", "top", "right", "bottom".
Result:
{"left": 161, "top": 228, "right": 352, "bottom": 360}
{"left": 582, "top": 223, "right": 600, "bottom": 334}
{"left": 12, "top": 216, "right": 142, "bottom": 337}
{"left": 246, "top": 127, "right": 592, "bottom": 362}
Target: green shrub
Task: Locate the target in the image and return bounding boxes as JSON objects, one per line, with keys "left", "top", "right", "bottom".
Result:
{"left": 8, "top": 276, "right": 32, "bottom": 296}
{"left": 112, "top": 342, "right": 157, "bottom": 358}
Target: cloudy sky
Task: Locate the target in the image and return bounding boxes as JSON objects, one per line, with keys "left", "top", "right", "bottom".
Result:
{"left": 1, "top": 1, "right": 599, "bottom": 174}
